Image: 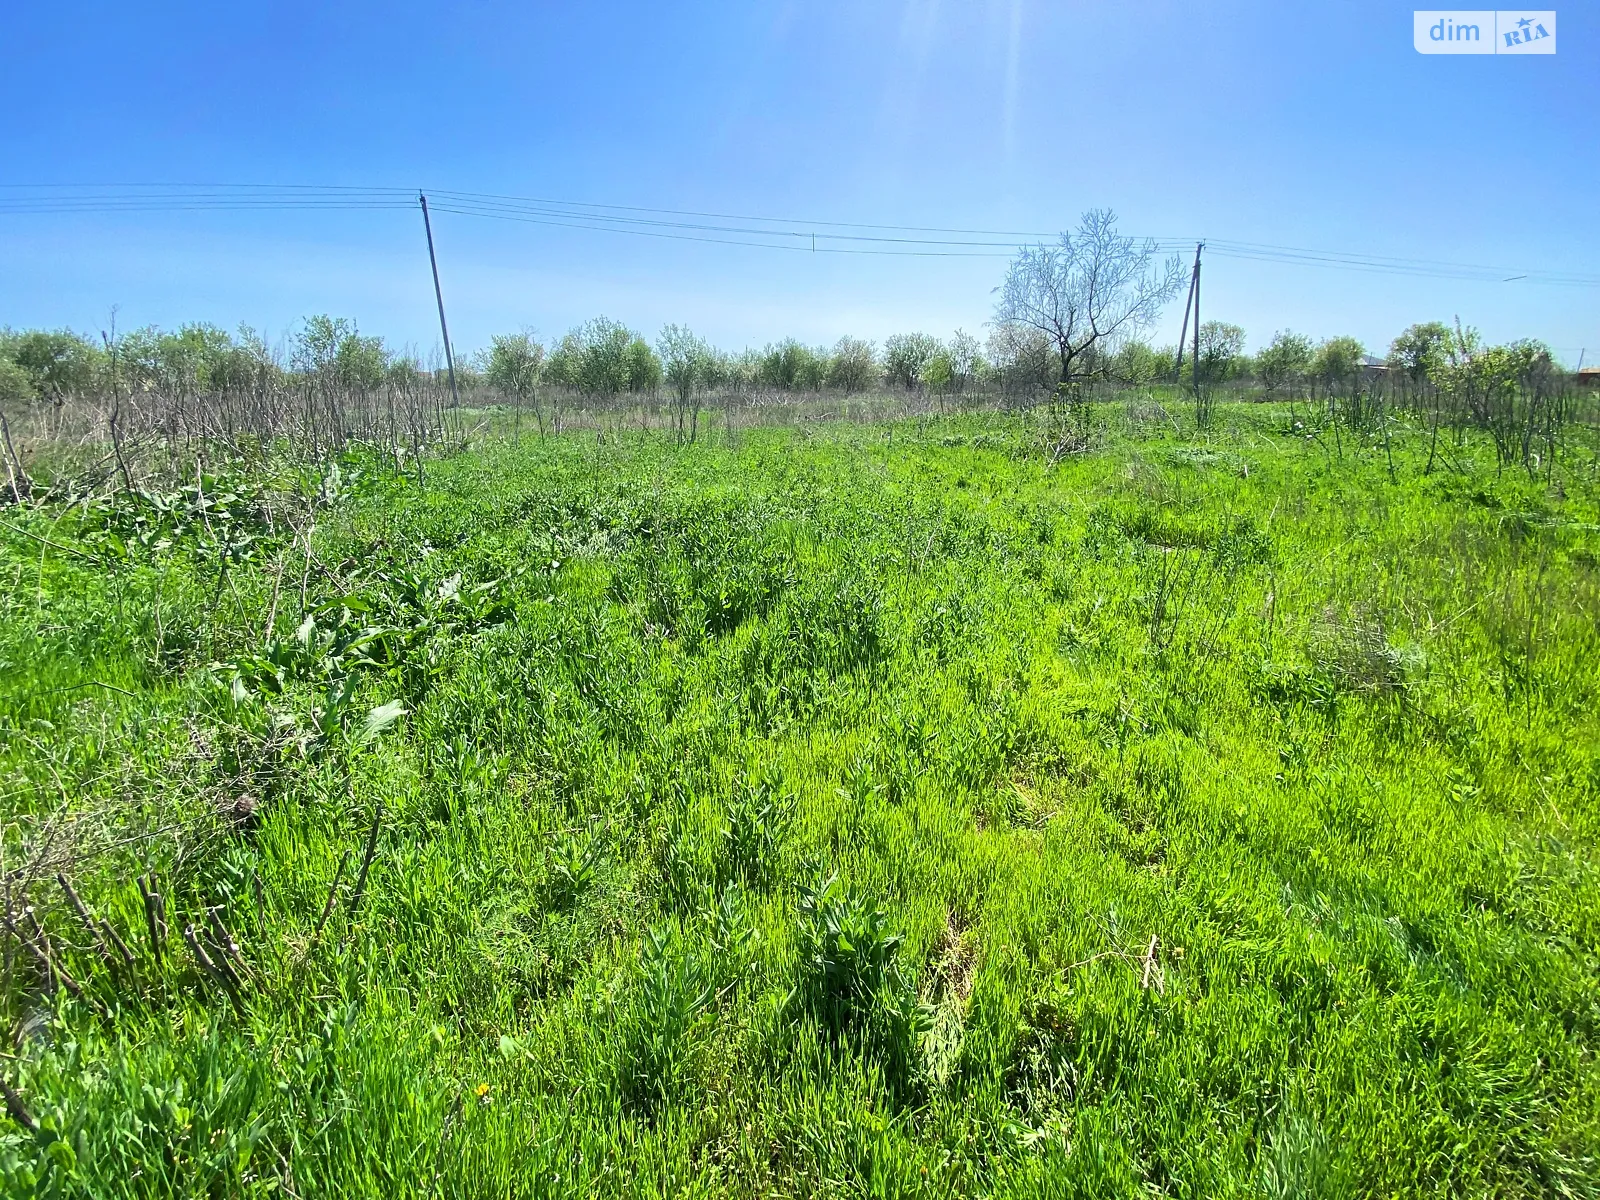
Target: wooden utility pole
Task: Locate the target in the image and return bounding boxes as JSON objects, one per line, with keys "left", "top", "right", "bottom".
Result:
{"left": 1192, "top": 242, "right": 1202, "bottom": 392}
{"left": 1174, "top": 275, "right": 1194, "bottom": 378}
{"left": 419, "top": 193, "right": 461, "bottom": 409}
{"left": 1173, "top": 241, "right": 1203, "bottom": 381}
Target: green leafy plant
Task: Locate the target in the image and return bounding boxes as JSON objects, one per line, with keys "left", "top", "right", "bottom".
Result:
{"left": 615, "top": 925, "right": 713, "bottom": 1113}
{"left": 718, "top": 776, "right": 793, "bottom": 891}
{"left": 545, "top": 828, "right": 603, "bottom": 908}
{"left": 792, "top": 873, "right": 905, "bottom": 1033}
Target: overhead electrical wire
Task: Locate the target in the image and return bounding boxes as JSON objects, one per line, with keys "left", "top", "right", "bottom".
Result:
{"left": 0, "top": 183, "right": 1062, "bottom": 238}
{"left": 428, "top": 187, "right": 1072, "bottom": 239}
{"left": 0, "top": 183, "right": 1595, "bottom": 286}
{"left": 421, "top": 200, "right": 1027, "bottom": 257}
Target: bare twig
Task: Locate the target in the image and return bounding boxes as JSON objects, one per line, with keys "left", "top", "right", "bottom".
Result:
{"left": 206, "top": 905, "right": 249, "bottom": 979}
{"left": 138, "top": 875, "right": 167, "bottom": 966}
{"left": 0, "top": 519, "right": 102, "bottom": 565}
{"left": 263, "top": 537, "right": 292, "bottom": 642}
{"left": 56, "top": 872, "right": 111, "bottom": 964}
{"left": 1140, "top": 934, "right": 1164, "bottom": 994}
{"left": 4, "top": 817, "right": 221, "bottom": 886}
{"left": 306, "top": 851, "right": 351, "bottom": 953}
{"left": 0, "top": 412, "right": 30, "bottom": 504}
{"left": 23, "top": 679, "right": 138, "bottom": 703}
{"left": 10, "top": 909, "right": 97, "bottom": 1010}
{"left": 17, "top": 909, "right": 57, "bottom": 993}
{"left": 297, "top": 521, "right": 317, "bottom": 615}
{"left": 252, "top": 870, "right": 267, "bottom": 943}
{"left": 183, "top": 924, "right": 242, "bottom": 1011}
{"left": 1061, "top": 949, "right": 1131, "bottom": 972}
{"left": 345, "top": 807, "right": 383, "bottom": 921}
{"left": 198, "top": 916, "right": 245, "bottom": 993}
{"left": 1061, "top": 934, "right": 1166, "bottom": 996}
{"left": 0, "top": 1074, "right": 36, "bottom": 1133}
{"left": 100, "top": 918, "right": 136, "bottom": 969}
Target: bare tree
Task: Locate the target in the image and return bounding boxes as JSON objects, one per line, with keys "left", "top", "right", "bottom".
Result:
{"left": 993, "top": 209, "right": 1184, "bottom": 387}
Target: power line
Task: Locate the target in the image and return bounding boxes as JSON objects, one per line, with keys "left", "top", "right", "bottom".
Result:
{"left": 428, "top": 194, "right": 1042, "bottom": 249}
{"left": 425, "top": 188, "right": 1060, "bottom": 239}
{"left": 0, "top": 183, "right": 1060, "bottom": 238}
{"left": 0, "top": 189, "right": 1024, "bottom": 257}
{"left": 1, "top": 183, "right": 1595, "bottom": 286}
{"left": 423, "top": 202, "right": 1020, "bottom": 257}
{"left": 1202, "top": 240, "right": 1600, "bottom": 287}
{"left": 0, "top": 185, "right": 1042, "bottom": 253}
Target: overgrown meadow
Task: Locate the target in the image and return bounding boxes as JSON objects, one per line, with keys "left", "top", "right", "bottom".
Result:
{"left": 2, "top": 403, "right": 1598, "bottom": 1197}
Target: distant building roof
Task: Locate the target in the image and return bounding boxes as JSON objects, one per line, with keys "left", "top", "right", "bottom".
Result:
{"left": 1360, "top": 355, "right": 1389, "bottom": 369}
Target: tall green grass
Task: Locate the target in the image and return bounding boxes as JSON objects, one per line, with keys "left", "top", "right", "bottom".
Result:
{"left": 2, "top": 404, "right": 1597, "bottom": 1197}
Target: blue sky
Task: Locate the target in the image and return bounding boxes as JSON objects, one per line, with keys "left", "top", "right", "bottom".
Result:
{"left": 2, "top": 1, "right": 1596, "bottom": 363}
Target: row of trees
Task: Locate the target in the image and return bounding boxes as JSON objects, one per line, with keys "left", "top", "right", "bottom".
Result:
{"left": 3, "top": 311, "right": 1577, "bottom": 413}
{"left": 479, "top": 321, "right": 998, "bottom": 441}
{"left": 2, "top": 211, "right": 1583, "bottom": 457}
{"left": 0, "top": 317, "right": 424, "bottom": 405}
{"left": 486, "top": 324, "right": 987, "bottom": 394}
{"left": 0, "top": 317, "right": 470, "bottom": 480}
{"left": 0, "top": 317, "right": 993, "bottom": 412}
{"left": 2, "top": 208, "right": 1578, "bottom": 489}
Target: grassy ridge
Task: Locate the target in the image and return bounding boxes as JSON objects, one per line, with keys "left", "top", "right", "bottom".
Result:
{"left": 2, "top": 406, "right": 1598, "bottom": 1197}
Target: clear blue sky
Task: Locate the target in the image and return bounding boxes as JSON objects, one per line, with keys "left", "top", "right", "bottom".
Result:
{"left": 2, "top": 1, "right": 1596, "bottom": 363}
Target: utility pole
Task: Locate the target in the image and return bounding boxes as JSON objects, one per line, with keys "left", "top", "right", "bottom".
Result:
{"left": 419, "top": 192, "right": 460, "bottom": 409}
{"left": 1173, "top": 241, "right": 1204, "bottom": 382}
{"left": 1192, "top": 242, "right": 1202, "bottom": 393}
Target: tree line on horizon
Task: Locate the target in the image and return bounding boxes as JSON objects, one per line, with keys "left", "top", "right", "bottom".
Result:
{"left": 0, "top": 314, "right": 1575, "bottom": 406}
{"left": 2, "top": 210, "right": 1583, "bottom": 448}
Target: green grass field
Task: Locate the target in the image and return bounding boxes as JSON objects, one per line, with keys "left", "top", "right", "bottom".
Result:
{"left": 3, "top": 403, "right": 1598, "bottom": 1197}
